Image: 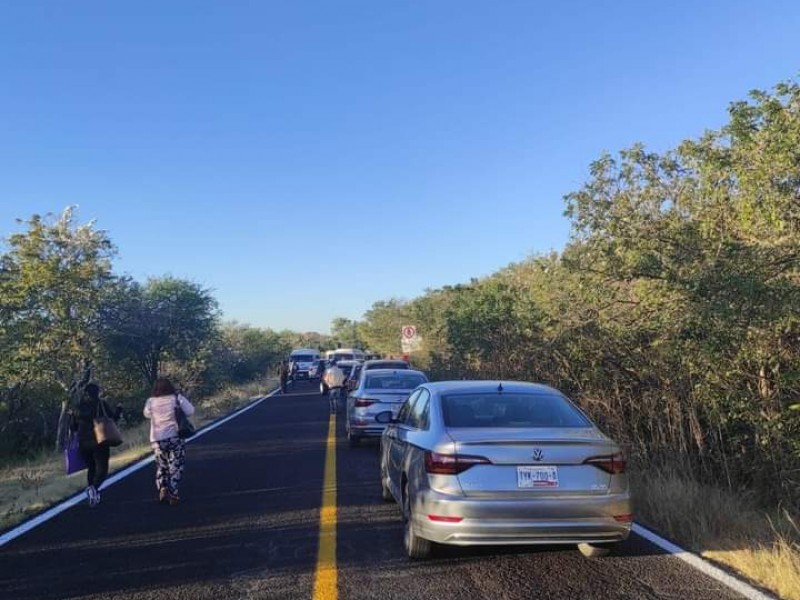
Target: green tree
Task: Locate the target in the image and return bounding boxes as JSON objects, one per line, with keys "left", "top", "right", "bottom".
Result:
{"left": 330, "top": 317, "right": 362, "bottom": 349}
{"left": 211, "top": 323, "right": 290, "bottom": 384}
{"left": 0, "top": 207, "right": 116, "bottom": 450}
{"left": 350, "top": 79, "right": 800, "bottom": 506}
{"left": 560, "top": 80, "right": 800, "bottom": 500}
{"left": 100, "top": 276, "right": 220, "bottom": 387}
{"left": 358, "top": 299, "right": 408, "bottom": 356}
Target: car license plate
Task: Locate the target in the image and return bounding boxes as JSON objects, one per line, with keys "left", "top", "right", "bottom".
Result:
{"left": 517, "top": 466, "right": 559, "bottom": 488}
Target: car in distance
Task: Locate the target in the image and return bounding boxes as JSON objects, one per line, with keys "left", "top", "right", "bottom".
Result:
{"left": 289, "top": 349, "right": 320, "bottom": 380}
{"left": 378, "top": 381, "right": 632, "bottom": 559}
{"left": 347, "top": 369, "right": 428, "bottom": 446}
{"left": 347, "top": 359, "right": 411, "bottom": 392}
{"left": 363, "top": 359, "right": 410, "bottom": 371}
{"left": 309, "top": 359, "right": 327, "bottom": 380}
{"left": 325, "top": 348, "right": 365, "bottom": 362}
{"left": 345, "top": 363, "right": 363, "bottom": 392}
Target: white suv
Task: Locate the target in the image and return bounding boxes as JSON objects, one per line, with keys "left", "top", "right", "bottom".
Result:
{"left": 289, "top": 349, "right": 321, "bottom": 380}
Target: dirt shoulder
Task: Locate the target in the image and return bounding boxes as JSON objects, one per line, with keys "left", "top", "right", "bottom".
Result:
{"left": 633, "top": 466, "right": 799, "bottom": 600}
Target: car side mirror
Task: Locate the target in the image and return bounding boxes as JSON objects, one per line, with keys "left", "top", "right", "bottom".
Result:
{"left": 375, "top": 411, "right": 396, "bottom": 424}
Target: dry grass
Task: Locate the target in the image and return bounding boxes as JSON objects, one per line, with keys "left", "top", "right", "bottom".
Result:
{"left": 633, "top": 465, "right": 800, "bottom": 600}
{"left": 0, "top": 380, "right": 278, "bottom": 531}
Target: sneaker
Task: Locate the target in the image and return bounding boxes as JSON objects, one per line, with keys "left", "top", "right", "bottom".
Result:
{"left": 158, "top": 488, "right": 169, "bottom": 504}
{"left": 86, "top": 486, "right": 98, "bottom": 507}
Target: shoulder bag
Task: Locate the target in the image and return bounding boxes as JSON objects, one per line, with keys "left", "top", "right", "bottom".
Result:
{"left": 94, "top": 401, "right": 123, "bottom": 447}
{"left": 175, "top": 394, "right": 195, "bottom": 439}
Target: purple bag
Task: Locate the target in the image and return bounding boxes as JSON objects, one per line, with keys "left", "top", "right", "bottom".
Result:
{"left": 65, "top": 433, "right": 86, "bottom": 475}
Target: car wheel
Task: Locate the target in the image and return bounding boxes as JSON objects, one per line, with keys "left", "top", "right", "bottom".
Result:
{"left": 403, "top": 481, "right": 431, "bottom": 559}
{"left": 347, "top": 426, "right": 360, "bottom": 446}
{"left": 578, "top": 542, "right": 616, "bottom": 558}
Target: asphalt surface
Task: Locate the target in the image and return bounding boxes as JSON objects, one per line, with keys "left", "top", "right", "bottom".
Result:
{"left": 1, "top": 381, "right": 747, "bottom": 600}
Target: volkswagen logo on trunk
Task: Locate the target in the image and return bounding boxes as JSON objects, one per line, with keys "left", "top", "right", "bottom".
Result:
{"left": 532, "top": 448, "right": 544, "bottom": 461}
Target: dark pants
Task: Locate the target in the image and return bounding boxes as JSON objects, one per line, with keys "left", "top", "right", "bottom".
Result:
{"left": 280, "top": 376, "right": 288, "bottom": 393}
{"left": 80, "top": 444, "right": 111, "bottom": 489}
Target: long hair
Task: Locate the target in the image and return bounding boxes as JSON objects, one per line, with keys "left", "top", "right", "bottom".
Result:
{"left": 152, "top": 377, "right": 176, "bottom": 397}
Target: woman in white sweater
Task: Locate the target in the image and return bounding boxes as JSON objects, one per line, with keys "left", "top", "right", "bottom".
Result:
{"left": 143, "top": 377, "right": 195, "bottom": 505}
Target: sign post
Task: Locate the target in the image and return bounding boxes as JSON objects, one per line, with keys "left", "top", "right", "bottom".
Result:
{"left": 401, "top": 325, "right": 421, "bottom": 354}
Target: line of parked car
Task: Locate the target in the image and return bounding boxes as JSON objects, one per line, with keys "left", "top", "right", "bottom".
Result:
{"left": 290, "top": 349, "right": 633, "bottom": 561}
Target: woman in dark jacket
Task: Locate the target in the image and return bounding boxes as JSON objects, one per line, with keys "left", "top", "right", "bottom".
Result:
{"left": 70, "top": 383, "right": 121, "bottom": 507}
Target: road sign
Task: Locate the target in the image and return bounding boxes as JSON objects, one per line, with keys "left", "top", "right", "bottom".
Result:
{"left": 401, "top": 325, "right": 421, "bottom": 353}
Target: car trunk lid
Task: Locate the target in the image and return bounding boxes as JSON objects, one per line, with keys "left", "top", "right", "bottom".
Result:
{"left": 360, "top": 391, "right": 413, "bottom": 416}
{"left": 447, "top": 427, "right": 615, "bottom": 497}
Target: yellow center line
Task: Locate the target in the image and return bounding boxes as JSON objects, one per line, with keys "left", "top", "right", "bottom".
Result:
{"left": 312, "top": 413, "right": 337, "bottom": 600}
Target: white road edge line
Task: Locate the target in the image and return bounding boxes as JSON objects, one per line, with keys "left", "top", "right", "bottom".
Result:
{"left": 0, "top": 387, "right": 282, "bottom": 548}
{"left": 631, "top": 523, "right": 776, "bottom": 600}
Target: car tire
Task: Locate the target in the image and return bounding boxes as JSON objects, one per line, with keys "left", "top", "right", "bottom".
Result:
{"left": 403, "top": 481, "right": 431, "bottom": 559}
{"left": 348, "top": 429, "right": 360, "bottom": 447}
{"left": 578, "top": 542, "right": 616, "bottom": 558}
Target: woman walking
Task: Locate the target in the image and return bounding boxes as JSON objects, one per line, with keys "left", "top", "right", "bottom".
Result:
{"left": 143, "top": 377, "right": 195, "bottom": 505}
{"left": 70, "top": 383, "right": 121, "bottom": 507}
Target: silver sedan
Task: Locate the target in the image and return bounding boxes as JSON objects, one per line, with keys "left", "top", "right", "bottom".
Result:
{"left": 378, "top": 381, "right": 632, "bottom": 559}
{"left": 346, "top": 369, "right": 428, "bottom": 446}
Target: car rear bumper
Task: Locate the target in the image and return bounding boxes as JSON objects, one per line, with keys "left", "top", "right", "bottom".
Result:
{"left": 348, "top": 422, "right": 388, "bottom": 438}
{"left": 412, "top": 489, "right": 632, "bottom": 546}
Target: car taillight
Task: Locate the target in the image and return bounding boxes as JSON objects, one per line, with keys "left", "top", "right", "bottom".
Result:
{"left": 584, "top": 452, "right": 627, "bottom": 474}
{"left": 353, "top": 398, "right": 377, "bottom": 407}
{"left": 424, "top": 451, "right": 491, "bottom": 475}
{"left": 613, "top": 513, "right": 634, "bottom": 522}
{"left": 427, "top": 515, "right": 463, "bottom": 523}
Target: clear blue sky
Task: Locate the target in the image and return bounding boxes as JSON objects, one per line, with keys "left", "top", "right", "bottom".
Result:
{"left": 2, "top": 1, "right": 799, "bottom": 333}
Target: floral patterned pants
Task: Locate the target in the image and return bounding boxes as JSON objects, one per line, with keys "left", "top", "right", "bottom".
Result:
{"left": 153, "top": 437, "right": 186, "bottom": 497}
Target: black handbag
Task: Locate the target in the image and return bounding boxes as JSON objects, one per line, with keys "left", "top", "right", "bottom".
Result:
{"left": 174, "top": 394, "right": 195, "bottom": 439}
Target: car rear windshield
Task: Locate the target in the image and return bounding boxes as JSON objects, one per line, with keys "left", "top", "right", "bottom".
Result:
{"left": 365, "top": 361, "right": 408, "bottom": 370}
{"left": 441, "top": 392, "right": 591, "bottom": 428}
{"left": 292, "top": 355, "right": 314, "bottom": 362}
{"left": 332, "top": 353, "right": 354, "bottom": 361}
{"left": 365, "top": 373, "right": 426, "bottom": 390}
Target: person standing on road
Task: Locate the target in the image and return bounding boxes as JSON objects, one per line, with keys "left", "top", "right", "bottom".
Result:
{"left": 316, "top": 359, "right": 326, "bottom": 381}
{"left": 70, "top": 383, "right": 122, "bottom": 507}
{"left": 323, "top": 360, "right": 345, "bottom": 413}
{"left": 278, "top": 360, "right": 290, "bottom": 394}
{"left": 143, "top": 377, "right": 195, "bottom": 505}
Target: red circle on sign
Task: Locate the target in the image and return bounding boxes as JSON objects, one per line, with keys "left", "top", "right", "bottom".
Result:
{"left": 402, "top": 326, "right": 416, "bottom": 339}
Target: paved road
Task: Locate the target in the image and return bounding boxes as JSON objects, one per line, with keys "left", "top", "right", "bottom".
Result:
{"left": 1, "top": 381, "right": 746, "bottom": 600}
